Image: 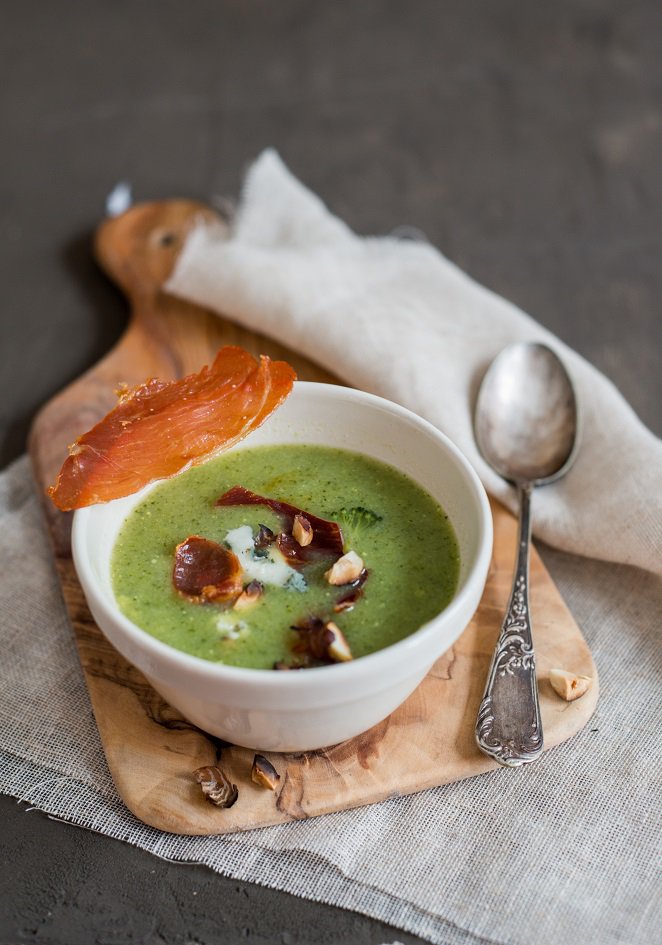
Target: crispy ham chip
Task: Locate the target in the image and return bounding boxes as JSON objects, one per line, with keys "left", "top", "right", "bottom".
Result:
{"left": 276, "top": 532, "right": 310, "bottom": 568}
{"left": 48, "top": 347, "right": 296, "bottom": 510}
{"left": 215, "top": 486, "right": 344, "bottom": 558}
{"left": 173, "top": 536, "right": 243, "bottom": 603}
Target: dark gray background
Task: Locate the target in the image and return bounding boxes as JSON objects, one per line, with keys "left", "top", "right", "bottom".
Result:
{"left": 1, "top": 1, "right": 660, "bottom": 943}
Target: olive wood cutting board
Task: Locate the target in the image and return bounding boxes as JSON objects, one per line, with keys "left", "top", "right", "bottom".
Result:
{"left": 29, "top": 200, "right": 598, "bottom": 835}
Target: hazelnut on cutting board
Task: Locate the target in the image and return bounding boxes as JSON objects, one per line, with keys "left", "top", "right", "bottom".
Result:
{"left": 549, "top": 668, "right": 593, "bottom": 702}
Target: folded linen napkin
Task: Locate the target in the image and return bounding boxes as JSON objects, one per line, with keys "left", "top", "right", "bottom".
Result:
{"left": 167, "top": 149, "right": 661, "bottom": 575}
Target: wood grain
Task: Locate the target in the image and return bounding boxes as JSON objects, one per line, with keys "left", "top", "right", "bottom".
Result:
{"left": 29, "top": 200, "right": 598, "bottom": 835}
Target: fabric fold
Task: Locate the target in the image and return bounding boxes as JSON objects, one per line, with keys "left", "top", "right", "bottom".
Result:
{"left": 167, "top": 149, "right": 662, "bottom": 575}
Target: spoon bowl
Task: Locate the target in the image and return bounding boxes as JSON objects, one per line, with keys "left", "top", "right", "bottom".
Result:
{"left": 475, "top": 343, "right": 579, "bottom": 485}
{"left": 473, "top": 342, "right": 579, "bottom": 767}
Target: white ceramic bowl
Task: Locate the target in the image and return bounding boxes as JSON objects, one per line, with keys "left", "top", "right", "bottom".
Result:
{"left": 72, "top": 382, "right": 492, "bottom": 752}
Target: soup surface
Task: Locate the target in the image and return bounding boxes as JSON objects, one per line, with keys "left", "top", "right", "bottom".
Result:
{"left": 112, "top": 444, "right": 459, "bottom": 668}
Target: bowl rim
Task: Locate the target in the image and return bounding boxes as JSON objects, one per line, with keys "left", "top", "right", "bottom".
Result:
{"left": 72, "top": 381, "right": 493, "bottom": 691}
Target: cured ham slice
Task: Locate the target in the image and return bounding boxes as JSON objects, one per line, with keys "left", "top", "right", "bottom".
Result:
{"left": 48, "top": 347, "right": 296, "bottom": 511}
{"left": 215, "top": 486, "right": 345, "bottom": 558}
{"left": 173, "top": 536, "right": 243, "bottom": 603}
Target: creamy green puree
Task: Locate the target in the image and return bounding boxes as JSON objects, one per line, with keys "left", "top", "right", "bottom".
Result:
{"left": 111, "top": 445, "right": 459, "bottom": 668}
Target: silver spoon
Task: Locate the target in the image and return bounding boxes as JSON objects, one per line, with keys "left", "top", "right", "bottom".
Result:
{"left": 474, "top": 342, "right": 579, "bottom": 767}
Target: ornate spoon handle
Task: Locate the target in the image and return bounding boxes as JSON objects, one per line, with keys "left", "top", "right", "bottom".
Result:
{"left": 475, "top": 484, "right": 544, "bottom": 767}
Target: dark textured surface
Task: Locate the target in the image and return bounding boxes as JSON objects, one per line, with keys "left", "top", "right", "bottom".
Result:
{"left": 1, "top": 1, "right": 660, "bottom": 943}
{"left": 0, "top": 796, "right": 425, "bottom": 945}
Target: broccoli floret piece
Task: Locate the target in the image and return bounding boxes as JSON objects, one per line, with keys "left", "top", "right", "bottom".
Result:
{"left": 331, "top": 507, "right": 383, "bottom": 551}
{"left": 333, "top": 506, "right": 383, "bottom": 530}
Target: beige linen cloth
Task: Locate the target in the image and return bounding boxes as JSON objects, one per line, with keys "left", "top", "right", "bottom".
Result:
{"left": 167, "top": 150, "right": 661, "bottom": 575}
{"left": 2, "top": 152, "right": 661, "bottom": 945}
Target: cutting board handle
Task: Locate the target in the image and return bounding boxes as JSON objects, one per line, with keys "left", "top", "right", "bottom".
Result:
{"left": 30, "top": 200, "right": 225, "bottom": 528}
{"left": 94, "top": 200, "right": 223, "bottom": 306}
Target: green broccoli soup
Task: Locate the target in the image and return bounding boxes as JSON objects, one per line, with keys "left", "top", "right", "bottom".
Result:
{"left": 111, "top": 444, "right": 459, "bottom": 669}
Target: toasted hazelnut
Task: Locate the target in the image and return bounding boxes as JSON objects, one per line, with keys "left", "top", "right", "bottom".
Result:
{"left": 325, "top": 550, "right": 364, "bottom": 585}
{"left": 291, "top": 617, "right": 328, "bottom": 660}
{"left": 289, "top": 617, "right": 353, "bottom": 664}
{"left": 251, "top": 754, "right": 281, "bottom": 790}
{"left": 233, "top": 580, "right": 264, "bottom": 611}
{"left": 292, "top": 513, "right": 313, "bottom": 547}
{"left": 333, "top": 568, "right": 369, "bottom": 612}
{"left": 193, "top": 765, "right": 238, "bottom": 808}
{"left": 325, "top": 621, "right": 353, "bottom": 662}
{"left": 549, "top": 668, "right": 593, "bottom": 702}
{"left": 333, "top": 596, "right": 356, "bottom": 613}
{"left": 254, "top": 523, "right": 276, "bottom": 553}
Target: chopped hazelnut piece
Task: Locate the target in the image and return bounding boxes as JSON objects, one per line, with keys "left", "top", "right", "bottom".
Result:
{"left": 233, "top": 580, "right": 264, "bottom": 611}
{"left": 291, "top": 617, "right": 328, "bottom": 660}
{"left": 193, "top": 765, "right": 238, "bottom": 808}
{"left": 333, "top": 568, "right": 369, "bottom": 612}
{"left": 251, "top": 754, "right": 281, "bottom": 790}
{"left": 325, "top": 621, "right": 353, "bottom": 662}
{"left": 292, "top": 513, "right": 313, "bottom": 547}
{"left": 333, "top": 596, "right": 356, "bottom": 614}
{"left": 549, "top": 668, "right": 593, "bottom": 702}
{"left": 254, "top": 523, "right": 276, "bottom": 553}
{"left": 325, "top": 550, "right": 364, "bottom": 585}
{"left": 291, "top": 617, "right": 353, "bottom": 664}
